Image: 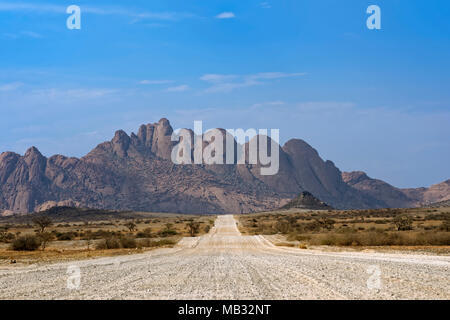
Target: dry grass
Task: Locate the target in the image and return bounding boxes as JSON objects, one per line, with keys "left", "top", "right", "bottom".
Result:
{"left": 236, "top": 207, "right": 450, "bottom": 250}
{"left": 0, "top": 208, "right": 216, "bottom": 264}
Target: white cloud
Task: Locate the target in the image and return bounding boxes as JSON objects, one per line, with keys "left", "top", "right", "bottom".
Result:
{"left": 0, "top": 82, "right": 23, "bottom": 92}
{"left": 0, "top": 2, "right": 64, "bottom": 13}
{"left": 200, "top": 72, "right": 306, "bottom": 93}
{"left": 166, "top": 84, "right": 190, "bottom": 92}
{"left": 140, "top": 80, "right": 174, "bottom": 85}
{"left": 2, "top": 31, "right": 43, "bottom": 39}
{"left": 0, "top": 2, "right": 194, "bottom": 21}
{"left": 260, "top": 2, "right": 272, "bottom": 9}
{"left": 215, "top": 12, "right": 235, "bottom": 19}
{"left": 20, "top": 31, "right": 43, "bottom": 38}
{"left": 30, "top": 88, "right": 117, "bottom": 100}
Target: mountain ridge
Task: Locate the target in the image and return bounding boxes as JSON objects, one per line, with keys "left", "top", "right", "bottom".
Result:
{"left": 1, "top": 118, "right": 448, "bottom": 215}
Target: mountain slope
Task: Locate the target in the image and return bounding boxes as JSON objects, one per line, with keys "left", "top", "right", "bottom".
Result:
{"left": 0, "top": 119, "right": 448, "bottom": 214}
{"left": 343, "top": 172, "right": 450, "bottom": 208}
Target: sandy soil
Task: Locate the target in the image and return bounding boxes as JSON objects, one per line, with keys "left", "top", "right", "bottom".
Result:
{"left": 0, "top": 215, "right": 448, "bottom": 300}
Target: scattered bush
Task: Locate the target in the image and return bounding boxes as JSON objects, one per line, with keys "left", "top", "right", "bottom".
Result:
{"left": 56, "top": 232, "right": 78, "bottom": 241}
{"left": 138, "top": 238, "right": 176, "bottom": 248}
{"left": 158, "top": 229, "right": 178, "bottom": 237}
{"left": 308, "top": 231, "right": 450, "bottom": 246}
{"left": 11, "top": 235, "right": 41, "bottom": 251}
{"left": 96, "top": 237, "right": 121, "bottom": 250}
{"left": 136, "top": 228, "right": 153, "bottom": 238}
{"left": 187, "top": 221, "right": 201, "bottom": 236}
{"left": 120, "top": 237, "right": 137, "bottom": 249}
{"left": 393, "top": 215, "right": 413, "bottom": 231}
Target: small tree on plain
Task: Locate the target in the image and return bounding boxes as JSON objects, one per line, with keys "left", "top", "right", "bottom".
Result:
{"left": 38, "top": 232, "right": 54, "bottom": 250}
{"left": 32, "top": 216, "right": 53, "bottom": 233}
{"left": 125, "top": 222, "right": 137, "bottom": 233}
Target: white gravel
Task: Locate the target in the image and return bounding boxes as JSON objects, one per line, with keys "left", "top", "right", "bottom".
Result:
{"left": 0, "top": 215, "right": 448, "bottom": 300}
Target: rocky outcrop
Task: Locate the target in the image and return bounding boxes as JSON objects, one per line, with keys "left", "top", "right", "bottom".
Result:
{"left": 281, "top": 191, "right": 333, "bottom": 210}
{"left": 0, "top": 119, "right": 448, "bottom": 214}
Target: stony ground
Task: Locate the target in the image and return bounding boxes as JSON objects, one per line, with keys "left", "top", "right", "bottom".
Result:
{"left": 0, "top": 215, "right": 448, "bottom": 300}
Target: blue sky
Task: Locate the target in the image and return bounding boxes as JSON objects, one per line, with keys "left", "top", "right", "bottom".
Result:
{"left": 0, "top": 0, "right": 449, "bottom": 188}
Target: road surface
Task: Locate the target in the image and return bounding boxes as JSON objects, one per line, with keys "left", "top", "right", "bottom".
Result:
{"left": 0, "top": 215, "right": 448, "bottom": 299}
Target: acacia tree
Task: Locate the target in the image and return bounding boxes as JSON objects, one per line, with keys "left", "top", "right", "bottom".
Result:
{"left": 32, "top": 216, "right": 53, "bottom": 233}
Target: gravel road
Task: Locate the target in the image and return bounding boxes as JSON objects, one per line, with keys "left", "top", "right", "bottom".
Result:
{"left": 0, "top": 215, "right": 448, "bottom": 300}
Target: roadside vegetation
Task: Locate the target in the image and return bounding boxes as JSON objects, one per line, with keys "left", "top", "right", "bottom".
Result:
{"left": 0, "top": 207, "right": 214, "bottom": 264}
{"left": 237, "top": 207, "right": 450, "bottom": 249}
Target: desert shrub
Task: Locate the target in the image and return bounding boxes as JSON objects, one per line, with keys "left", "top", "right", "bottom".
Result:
{"left": 336, "top": 226, "right": 358, "bottom": 234}
{"left": 38, "top": 232, "right": 55, "bottom": 250}
{"left": 96, "top": 237, "right": 121, "bottom": 250}
{"left": 136, "top": 228, "right": 153, "bottom": 238}
{"left": 56, "top": 232, "right": 78, "bottom": 241}
{"left": 308, "top": 231, "right": 450, "bottom": 246}
{"left": 120, "top": 237, "right": 137, "bottom": 248}
{"left": 138, "top": 238, "right": 176, "bottom": 248}
{"left": 318, "top": 218, "right": 336, "bottom": 230}
{"left": 186, "top": 221, "right": 201, "bottom": 236}
{"left": 0, "top": 232, "right": 16, "bottom": 243}
{"left": 11, "top": 235, "right": 41, "bottom": 251}
{"left": 439, "top": 221, "right": 450, "bottom": 232}
{"left": 204, "top": 225, "right": 211, "bottom": 233}
{"left": 393, "top": 215, "right": 413, "bottom": 231}
{"left": 287, "top": 233, "right": 311, "bottom": 242}
{"left": 158, "top": 229, "right": 178, "bottom": 237}
{"left": 274, "top": 220, "right": 291, "bottom": 234}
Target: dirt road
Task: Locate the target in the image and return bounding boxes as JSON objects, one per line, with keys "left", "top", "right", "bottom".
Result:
{"left": 0, "top": 215, "right": 448, "bottom": 299}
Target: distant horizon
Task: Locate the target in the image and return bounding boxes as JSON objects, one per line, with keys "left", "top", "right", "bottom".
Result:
{"left": 1, "top": 0, "right": 449, "bottom": 188}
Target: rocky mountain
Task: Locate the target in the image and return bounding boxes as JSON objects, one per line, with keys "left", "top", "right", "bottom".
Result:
{"left": 343, "top": 172, "right": 450, "bottom": 208}
{"left": 280, "top": 191, "right": 333, "bottom": 210}
{"left": 0, "top": 118, "right": 448, "bottom": 215}
{"left": 402, "top": 180, "right": 450, "bottom": 206}
{"left": 425, "top": 199, "right": 450, "bottom": 208}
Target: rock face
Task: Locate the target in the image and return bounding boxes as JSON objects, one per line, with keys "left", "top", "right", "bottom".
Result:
{"left": 425, "top": 199, "right": 450, "bottom": 208}
{"left": 281, "top": 191, "right": 333, "bottom": 210}
{"left": 402, "top": 180, "right": 450, "bottom": 206}
{"left": 343, "top": 172, "right": 450, "bottom": 208}
{"left": 0, "top": 119, "right": 448, "bottom": 214}
{"left": 342, "top": 171, "right": 416, "bottom": 208}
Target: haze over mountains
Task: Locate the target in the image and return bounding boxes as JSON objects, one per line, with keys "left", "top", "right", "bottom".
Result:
{"left": 0, "top": 118, "right": 449, "bottom": 215}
